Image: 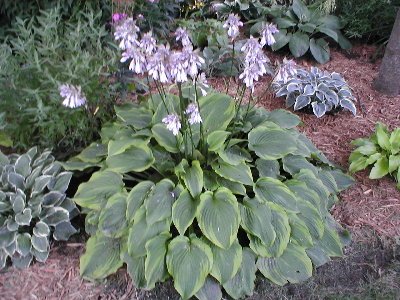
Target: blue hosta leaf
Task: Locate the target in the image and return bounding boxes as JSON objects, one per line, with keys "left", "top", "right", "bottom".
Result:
{"left": 195, "top": 276, "right": 222, "bottom": 300}
{"left": 212, "top": 160, "right": 253, "bottom": 186}
{"left": 15, "top": 208, "right": 32, "bottom": 226}
{"left": 126, "top": 181, "right": 154, "bottom": 223}
{"left": 14, "top": 154, "right": 31, "bottom": 178}
{"left": 311, "top": 102, "right": 327, "bottom": 118}
{"left": 145, "top": 233, "right": 171, "bottom": 289}
{"left": 152, "top": 124, "right": 182, "bottom": 154}
{"left": 53, "top": 221, "right": 77, "bottom": 241}
{"left": 33, "top": 221, "right": 50, "bottom": 237}
{"left": 123, "top": 253, "right": 147, "bottom": 288}
{"left": 340, "top": 98, "right": 356, "bottom": 115}
{"left": 166, "top": 235, "right": 213, "bottom": 299}
{"left": 172, "top": 189, "right": 198, "bottom": 235}
{"left": 145, "top": 179, "right": 175, "bottom": 225}
{"left": 197, "top": 188, "right": 240, "bottom": 249}
{"left": 294, "top": 95, "right": 311, "bottom": 110}
{"left": 31, "top": 234, "right": 49, "bottom": 252}
{"left": 256, "top": 159, "right": 280, "bottom": 179}
{"left": 16, "top": 233, "right": 31, "bottom": 257}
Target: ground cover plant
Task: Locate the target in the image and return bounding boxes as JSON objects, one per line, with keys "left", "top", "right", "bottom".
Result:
{"left": 0, "top": 3, "right": 118, "bottom": 155}
{"left": 273, "top": 66, "right": 357, "bottom": 117}
{"left": 349, "top": 122, "right": 400, "bottom": 188}
{"left": 61, "top": 15, "right": 356, "bottom": 300}
{"left": 0, "top": 147, "right": 78, "bottom": 269}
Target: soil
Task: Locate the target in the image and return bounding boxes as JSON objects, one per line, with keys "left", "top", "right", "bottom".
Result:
{"left": 1, "top": 45, "right": 400, "bottom": 299}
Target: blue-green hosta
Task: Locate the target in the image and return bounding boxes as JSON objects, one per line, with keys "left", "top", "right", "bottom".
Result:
{"left": 0, "top": 147, "right": 79, "bottom": 269}
{"left": 349, "top": 122, "right": 400, "bottom": 188}
{"left": 66, "top": 92, "right": 354, "bottom": 299}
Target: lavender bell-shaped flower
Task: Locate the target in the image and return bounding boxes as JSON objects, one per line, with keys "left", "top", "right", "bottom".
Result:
{"left": 114, "top": 17, "right": 140, "bottom": 50}
{"left": 223, "top": 14, "right": 243, "bottom": 40}
{"left": 175, "top": 27, "right": 192, "bottom": 48}
{"left": 185, "top": 103, "right": 202, "bottom": 125}
{"left": 148, "top": 44, "right": 172, "bottom": 83}
{"left": 275, "top": 58, "right": 297, "bottom": 83}
{"left": 260, "top": 23, "right": 279, "bottom": 47}
{"left": 59, "top": 84, "right": 86, "bottom": 108}
{"left": 162, "top": 114, "right": 181, "bottom": 135}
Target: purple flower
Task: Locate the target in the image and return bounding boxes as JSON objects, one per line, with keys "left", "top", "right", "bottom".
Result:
{"left": 175, "top": 27, "right": 191, "bottom": 47}
{"left": 169, "top": 46, "right": 205, "bottom": 83}
{"left": 185, "top": 103, "right": 202, "bottom": 125}
{"left": 162, "top": 114, "right": 181, "bottom": 135}
{"left": 121, "top": 46, "right": 147, "bottom": 74}
{"left": 59, "top": 84, "right": 86, "bottom": 108}
{"left": 196, "top": 73, "right": 209, "bottom": 96}
{"left": 275, "top": 58, "right": 297, "bottom": 83}
{"left": 114, "top": 17, "right": 140, "bottom": 50}
{"left": 260, "top": 23, "right": 279, "bottom": 47}
{"left": 112, "top": 13, "right": 127, "bottom": 23}
{"left": 139, "top": 31, "right": 157, "bottom": 55}
{"left": 223, "top": 14, "right": 243, "bottom": 40}
{"left": 148, "top": 44, "right": 172, "bottom": 83}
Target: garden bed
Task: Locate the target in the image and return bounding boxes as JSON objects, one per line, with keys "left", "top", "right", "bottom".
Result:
{"left": 1, "top": 45, "right": 399, "bottom": 299}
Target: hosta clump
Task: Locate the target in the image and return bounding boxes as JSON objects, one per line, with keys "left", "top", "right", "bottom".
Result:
{"left": 349, "top": 122, "right": 400, "bottom": 187}
{"left": 66, "top": 90, "right": 354, "bottom": 300}
{"left": 274, "top": 66, "right": 357, "bottom": 118}
{"left": 0, "top": 147, "right": 79, "bottom": 269}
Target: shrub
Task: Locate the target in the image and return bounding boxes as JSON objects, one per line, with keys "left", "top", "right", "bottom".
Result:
{"left": 349, "top": 123, "right": 400, "bottom": 187}
{"left": 273, "top": 66, "right": 357, "bottom": 117}
{"left": 0, "top": 147, "right": 79, "bottom": 269}
{"left": 0, "top": 4, "right": 119, "bottom": 154}
{"left": 251, "top": 0, "right": 352, "bottom": 63}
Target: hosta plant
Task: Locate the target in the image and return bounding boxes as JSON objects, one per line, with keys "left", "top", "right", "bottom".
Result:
{"left": 0, "top": 147, "right": 79, "bottom": 269}
{"left": 273, "top": 66, "right": 357, "bottom": 118}
{"left": 251, "top": 0, "right": 352, "bottom": 63}
{"left": 65, "top": 19, "right": 354, "bottom": 300}
{"left": 349, "top": 123, "right": 400, "bottom": 187}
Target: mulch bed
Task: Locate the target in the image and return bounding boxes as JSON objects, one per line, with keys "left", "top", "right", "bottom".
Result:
{"left": 1, "top": 44, "right": 399, "bottom": 299}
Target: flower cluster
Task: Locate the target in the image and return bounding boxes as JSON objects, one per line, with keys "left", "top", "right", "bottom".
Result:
{"left": 59, "top": 84, "right": 87, "bottom": 108}
{"left": 223, "top": 14, "right": 243, "bottom": 40}
{"left": 260, "top": 23, "right": 279, "bottom": 47}
{"left": 274, "top": 58, "right": 297, "bottom": 83}
{"left": 162, "top": 103, "right": 202, "bottom": 136}
{"left": 239, "top": 37, "right": 272, "bottom": 92}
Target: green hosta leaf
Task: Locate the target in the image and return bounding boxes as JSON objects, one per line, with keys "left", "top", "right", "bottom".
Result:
{"left": 14, "top": 154, "right": 31, "bottom": 178}
{"left": 152, "top": 123, "right": 181, "bottom": 153}
{"left": 310, "top": 38, "right": 330, "bottom": 64}
{"left": 249, "top": 204, "right": 290, "bottom": 258}
{"left": 199, "top": 93, "right": 235, "bottom": 136}
{"left": 115, "top": 104, "right": 153, "bottom": 129}
{"left": 314, "top": 226, "right": 343, "bottom": 257}
{"left": 209, "top": 239, "right": 242, "bottom": 284}
{"left": 172, "top": 189, "right": 198, "bottom": 235}
{"left": 240, "top": 198, "right": 276, "bottom": 247}
{"left": 293, "top": 170, "right": 330, "bottom": 204}
{"left": 108, "top": 138, "right": 148, "bottom": 157}
{"left": 317, "top": 27, "right": 338, "bottom": 42}
{"left": 211, "top": 160, "right": 253, "bottom": 186}
{"left": 207, "top": 131, "right": 230, "bottom": 152}
{"left": 274, "top": 18, "right": 296, "bottom": 29}
{"left": 98, "top": 192, "right": 127, "bottom": 238}
{"left": 195, "top": 277, "right": 222, "bottom": 300}
{"left": 256, "top": 159, "right": 280, "bottom": 179}
{"left": 376, "top": 123, "right": 391, "bottom": 151}
{"left": 289, "top": 214, "right": 313, "bottom": 248}
{"left": 271, "top": 31, "right": 292, "bottom": 51}
{"left": 289, "top": 32, "right": 310, "bottom": 58}
{"left": 337, "top": 31, "right": 352, "bottom": 50}
{"left": 257, "top": 243, "right": 313, "bottom": 285}
{"left": 248, "top": 126, "right": 297, "bottom": 160}
{"left": 369, "top": 157, "right": 389, "bottom": 179}
{"left": 197, "top": 188, "right": 240, "bottom": 249}
{"left": 318, "top": 170, "right": 339, "bottom": 194}
{"left": 216, "top": 177, "right": 246, "bottom": 195}
{"left": 128, "top": 207, "right": 170, "bottom": 258}
{"left": 145, "top": 233, "right": 171, "bottom": 289}
{"left": 123, "top": 253, "right": 147, "bottom": 288}
{"left": 74, "top": 171, "right": 123, "bottom": 210}
{"left": 296, "top": 197, "right": 324, "bottom": 239}
{"left": 223, "top": 247, "right": 257, "bottom": 299}
{"left": 254, "top": 177, "right": 299, "bottom": 212}
{"left": 218, "top": 146, "right": 252, "bottom": 166}
{"left": 176, "top": 160, "right": 203, "bottom": 198}
{"left": 80, "top": 233, "right": 123, "bottom": 280}
{"left": 166, "top": 236, "right": 213, "bottom": 299}
{"left": 266, "top": 109, "right": 301, "bottom": 129}
{"left": 32, "top": 248, "right": 49, "bottom": 263}
{"left": 16, "top": 233, "right": 31, "bottom": 257}
{"left": 126, "top": 181, "right": 154, "bottom": 223}
{"left": 145, "top": 179, "right": 175, "bottom": 225}
{"left": 282, "top": 155, "right": 317, "bottom": 175}
{"left": 292, "top": 0, "right": 311, "bottom": 22}
{"left": 298, "top": 22, "right": 316, "bottom": 33}
{"left": 60, "top": 160, "right": 101, "bottom": 171}
{"left": 76, "top": 143, "right": 107, "bottom": 163}
{"left": 106, "top": 144, "right": 154, "bottom": 173}
{"left": 151, "top": 94, "right": 180, "bottom": 123}
{"left": 390, "top": 128, "right": 400, "bottom": 154}
{"left": 349, "top": 156, "right": 368, "bottom": 173}
{"left": 0, "top": 131, "right": 12, "bottom": 148}
{"left": 49, "top": 172, "right": 72, "bottom": 193}
{"left": 389, "top": 155, "right": 400, "bottom": 173}
{"left": 328, "top": 170, "right": 355, "bottom": 192}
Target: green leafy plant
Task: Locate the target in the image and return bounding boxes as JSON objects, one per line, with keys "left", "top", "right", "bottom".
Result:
{"left": 0, "top": 4, "right": 119, "bottom": 154}
{"left": 349, "top": 123, "right": 400, "bottom": 187}
{"left": 273, "top": 66, "right": 357, "bottom": 117}
{"left": 0, "top": 147, "right": 79, "bottom": 269}
{"left": 251, "top": 0, "right": 351, "bottom": 63}
{"left": 66, "top": 88, "right": 353, "bottom": 299}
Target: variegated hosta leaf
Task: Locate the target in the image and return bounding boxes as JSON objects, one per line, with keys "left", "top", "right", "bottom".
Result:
{"left": 12, "top": 253, "right": 33, "bottom": 269}
{"left": 48, "top": 172, "right": 72, "bottom": 193}
{"left": 145, "top": 233, "right": 171, "bottom": 289}
{"left": 166, "top": 235, "right": 213, "bottom": 299}
{"left": 257, "top": 243, "right": 313, "bottom": 285}
{"left": 126, "top": 181, "right": 154, "bottom": 223}
{"left": 172, "top": 189, "right": 198, "bottom": 235}
{"left": 195, "top": 276, "right": 222, "bottom": 300}
{"left": 40, "top": 207, "right": 69, "bottom": 226}
{"left": 98, "top": 192, "right": 128, "bottom": 238}
{"left": 197, "top": 188, "right": 240, "bottom": 249}
{"left": 175, "top": 159, "right": 203, "bottom": 198}
{"left": 211, "top": 160, "right": 253, "bottom": 186}
{"left": 31, "top": 234, "right": 49, "bottom": 253}
{"left": 16, "top": 233, "right": 32, "bottom": 257}
{"left": 106, "top": 144, "right": 155, "bottom": 174}
{"left": 123, "top": 252, "right": 147, "bottom": 288}
{"left": 145, "top": 179, "right": 175, "bottom": 225}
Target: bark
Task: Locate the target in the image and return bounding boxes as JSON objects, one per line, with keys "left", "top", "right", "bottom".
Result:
{"left": 374, "top": 9, "right": 400, "bottom": 96}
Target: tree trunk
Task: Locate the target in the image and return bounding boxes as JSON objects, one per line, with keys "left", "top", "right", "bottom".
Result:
{"left": 374, "top": 9, "right": 400, "bottom": 96}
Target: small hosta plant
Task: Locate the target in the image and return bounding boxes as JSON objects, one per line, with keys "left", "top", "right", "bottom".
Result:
{"left": 0, "top": 147, "right": 79, "bottom": 269}
{"left": 274, "top": 66, "right": 357, "bottom": 118}
{"left": 65, "top": 17, "right": 354, "bottom": 300}
{"left": 349, "top": 122, "right": 400, "bottom": 187}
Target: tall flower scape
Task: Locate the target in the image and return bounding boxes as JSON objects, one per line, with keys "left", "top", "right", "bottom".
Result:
{"left": 68, "top": 12, "right": 354, "bottom": 300}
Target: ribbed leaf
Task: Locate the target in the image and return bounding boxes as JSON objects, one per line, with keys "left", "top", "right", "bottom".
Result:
{"left": 145, "top": 179, "right": 175, "bottom": 225}
{"left": 211, "top": 160, "right": 253, "bottom": 186}
{"left": 207, "top": 131, "right": 230, "bottom": 152}
{"left": 197, "top": 188, "right": 240, "bottom": 249}
{"left": 126, "top": 181, "right": 154, "bottom": 223}
{"left": 166, "top": 236, "right": 213, "bottom": 299}
{"left": 145, "top": 233, "right": 171, "bottom": 289}
{"left": 172, "top": 189, "right": 198, "bottom": 235}
{"left": 152, "top": 124, "right": 181, "bottom": 153}
{"left": 98, "top": 192, "right": 127, "bottom": 238}
{"left": 195, "top": 276, "right": 222, "bottom": 300}
{"left": 106, "top": 144, "right": 154, "bottom": 173}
